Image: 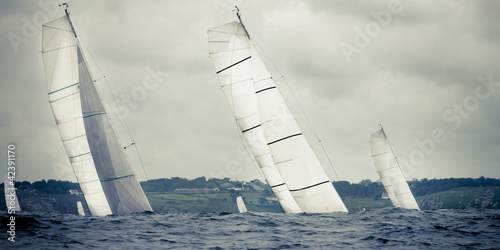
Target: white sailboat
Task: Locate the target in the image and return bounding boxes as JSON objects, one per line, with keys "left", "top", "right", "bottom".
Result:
{"left": 369, "top": 125, "right": 420, "bottom": 210}
{"left": 77, "top": 201, "right": 85, "bottom": 216}
{"left": 208, "top": 8, "right": 347, "bottom": 213}
{"left": 236, "top": 196, "right": 247, "bottom": 213}
{"left": 41, "top": 4, "right": 152, "bottom": 216}
{"left": 4, "top": 180, "right": 21, "bottom": 213}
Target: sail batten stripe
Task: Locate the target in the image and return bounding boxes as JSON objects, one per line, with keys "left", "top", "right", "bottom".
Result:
{"left": 289, "top": 180, "right": 330, "bottom": 192}
{"left": 62, "top": 134, "right": 86, "bottom": 142}
{"left": 270, "top": 183, "right": 286, "bottom": 188}
{"left": 372, "top": 152, "right": 387, "bottom": 157}
{"left": 100, "top": 174, "right": 135, "bottom": 183}
{"left": 42, "top": 44, "right": 77, "bottom": 54}
{"left": 256, "top": 86, "right": 276, "bottom": 94}
{"left": 42, "top": 25, "right": 73, "bottom": 33}
{"left": 83, "top": 112, "right": 106, "bottom": 119}
{"left": 242, "top": 124, "right": 261, "bottom": 133}
{"left": 267, "top": 133, "right": 302, "bottom": 145}
{"left": 69, "top": 152, "right": 90, "bottom": 159}
{"left": 49, "top": 91, "right": 79, "bottom": 103}
{"left": 216, "top": 56, "right": 251, "bottom": 74}
{"left": 48, "top": 82, "right": 79, "bottom": 95}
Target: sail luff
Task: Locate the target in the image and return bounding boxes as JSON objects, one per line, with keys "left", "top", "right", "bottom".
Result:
{"left": 208, "top": 21, "right": 302, "bottom": 213}
{"left": 369, "top": 128, "right": 420, "bottom": 210}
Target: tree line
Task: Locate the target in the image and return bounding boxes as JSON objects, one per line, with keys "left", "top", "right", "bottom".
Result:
{"left": 4, "top": 177, "right": 499, "bottom": 199}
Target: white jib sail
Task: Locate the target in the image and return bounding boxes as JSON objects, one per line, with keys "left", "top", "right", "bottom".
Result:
{"left": 77, "top": 201, "right": 85, "bottom": 216}
{"left": 208, "top": 21, "right": 302, "bottom": 213}
{"left": 236, "top": 196, "right": 247, "bottom": 213}
{"left": 370, "top": 128, "right": 420, "bottom": 210}
{"left": 209, "top": 21, "right": 347, "bottom": 213}
{"left": 42, "top": 13, "right": 152, "bottom": 215}
{"left": 4, "top": 180, "right": 21, "bottom": 212}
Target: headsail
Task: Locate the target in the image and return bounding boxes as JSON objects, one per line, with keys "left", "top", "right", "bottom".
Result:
{"left": 236, "top": 196, "right": 247, "bottom": 213}
{"left": 208, "top": 12, "right": 347, "bottom": 213}
{"left": 42, "top": 8, "right": 152, "bottom": 215}
{"left": 369, "top": 126, "right": 420, "bottom": 210}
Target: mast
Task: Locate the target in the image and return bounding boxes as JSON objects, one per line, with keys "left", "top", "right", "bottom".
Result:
{"left": 235, "top": 6, "right": 250, "bottom": 39}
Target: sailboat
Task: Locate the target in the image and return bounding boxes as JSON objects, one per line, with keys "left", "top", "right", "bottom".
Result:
{"left": 41, "top": 4, "right": 152, "bottom": 216}
{"left": 236, "top": 196, "right": 247, "bottom": 213}
{"left": 4, "top": 180, "right": 21, "bottom": 213}
{"left": 369, "top": 125, "right": 420, "bottom": 210}
{"left": 208, "top": 7, "right": 347, "bottom": 213}
{"left": 77, "top": 201, "right": 85, "bottom": 216}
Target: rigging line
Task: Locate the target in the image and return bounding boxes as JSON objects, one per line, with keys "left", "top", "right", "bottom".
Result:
{"left": 386, "top": 136, "right": 409, "bottom": 181}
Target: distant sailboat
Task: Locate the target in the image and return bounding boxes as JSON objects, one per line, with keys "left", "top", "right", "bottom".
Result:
{"left": 4, "top": 180, "right": 21, "bottom": 212}
{"left": 77, "top": 201, "right": 85, "bottom": 216}
{"left": 41, "top": 4, "right": 152, "bottom": 216}
{"left": 208, "top": 7, "right": 347, "bottom": 213}
{"left": 369, "top": 125, "right": 420, "bottom": 210}
{"left": 236, "top": 196, "right": 247, "bottom": 213}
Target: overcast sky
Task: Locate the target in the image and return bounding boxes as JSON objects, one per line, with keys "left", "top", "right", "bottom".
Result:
{"left": 1, "top": 0, "right": 499, "bottom": 184}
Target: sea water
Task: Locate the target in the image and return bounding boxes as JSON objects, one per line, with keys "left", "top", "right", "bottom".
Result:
{"left": 1, "top": 208, "right": 499, "bottom": 249}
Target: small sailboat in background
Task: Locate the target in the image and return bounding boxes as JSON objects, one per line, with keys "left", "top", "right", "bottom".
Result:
{"left": 77, "top": 201, "right": 85, "bottom": 216}
{"left": 4, "top": 179, "right": 21, "bottom": 213}
{"left": 236, "top": 196, "right": 247, "bottom": 213}
{"left": 41, "top": 4, "right": 152, "bottom": 216}
{"left": 208, "top": 7, "right": 347, "bottom": 213}
{"left": 369, "top": 125, "right": 420, "bottom": 210}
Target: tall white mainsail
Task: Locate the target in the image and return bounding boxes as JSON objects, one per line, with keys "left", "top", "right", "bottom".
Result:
{"left": 208, "top": 10, "right": 347, "bottom": 213}
{"left": 370, "top": 126, "right": 420, "bottom": 210}
{"left": 42, "top": 7, "right": 152, "bottom": 216}
{"left": 236, "top": 196, "right": 247, "bottom": 213}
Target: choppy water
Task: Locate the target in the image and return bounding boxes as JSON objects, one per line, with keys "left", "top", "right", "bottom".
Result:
{"left": 1, "top": 208, "right": 499, "bottom": 249}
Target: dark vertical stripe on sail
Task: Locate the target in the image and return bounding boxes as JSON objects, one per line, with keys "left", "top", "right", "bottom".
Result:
{"left": 242, "top": 124, "right": 261, "bottom": 133}
{"left": 255, "top": 86, "right": 276, "bottom": 94}
{"left": 216, "top": 56, "right": 251, "bottom": 74}
{"left": 289, "top": 180, "right": 330, "bottom": 192}
{"left": 267, "top": 133, "right": 302, "bottom": 145}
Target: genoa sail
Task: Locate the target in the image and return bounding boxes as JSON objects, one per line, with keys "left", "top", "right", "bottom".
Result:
{"left": 42, "top": 10, "right": 152, "bottom": 216}
{"left": 236, "top": 196, "right": 247, "bottom": 213}
{"left": 208, "top": 13, "right": 347, "bottom": 213}
{"left": 4, "top": 180, "right": 21, "bottom": 212}
{"left": 369, "top": 126, "right": 420, "bottom": 210}
{"left": 77, "top": 201, "right": 85, "bottom": 216}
